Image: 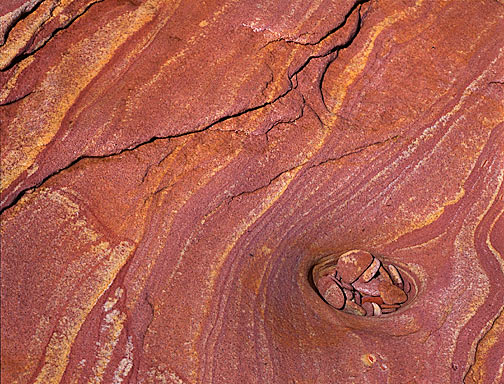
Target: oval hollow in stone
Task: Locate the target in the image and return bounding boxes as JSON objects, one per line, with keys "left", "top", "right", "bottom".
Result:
{"left": 312, "top": 251, "right": 414, "bottom": 316}
{"left": 336, "top": 250, "right": 373, "bottom": 284}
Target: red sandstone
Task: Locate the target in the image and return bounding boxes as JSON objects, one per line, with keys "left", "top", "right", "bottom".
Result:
{"left": 1, "top": 0, "right": 503, "bottom": 383}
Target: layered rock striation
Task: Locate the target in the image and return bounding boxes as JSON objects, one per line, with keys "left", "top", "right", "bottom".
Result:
{"left": 1, "top": 0, "right": 503, "bottom": 383}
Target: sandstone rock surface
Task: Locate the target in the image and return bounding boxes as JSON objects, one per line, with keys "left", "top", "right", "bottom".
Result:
{"left": 1, "top": 0, "right": 503, "bottom": 383}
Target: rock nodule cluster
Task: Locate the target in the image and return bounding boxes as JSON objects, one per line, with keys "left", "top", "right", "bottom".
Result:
{"left": 313, "top": 250, "right": 412, "bottom": 317}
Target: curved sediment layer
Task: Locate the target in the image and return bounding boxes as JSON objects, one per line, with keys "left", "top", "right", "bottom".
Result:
{"left": 1, "top": 0, "right": 503, "bottom": 383}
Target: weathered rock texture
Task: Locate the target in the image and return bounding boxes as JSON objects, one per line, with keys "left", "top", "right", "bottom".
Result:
{"left": 1, "top": 0, "right": 503, "bottom": 383}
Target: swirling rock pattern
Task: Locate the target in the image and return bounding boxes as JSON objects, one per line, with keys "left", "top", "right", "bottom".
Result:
{"left": 1, "top": 0, "right": 503, "bottom": 383}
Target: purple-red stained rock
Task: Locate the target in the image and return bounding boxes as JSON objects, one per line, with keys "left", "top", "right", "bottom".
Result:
{"left": 336, "top": 250, "right": 374, "bottom": 283}
{"left": 404, "top": 280, "right": 412, "bottom": 294}
{"left": 337, "top": 278, "right": 355, "bottom": 291}
{"left": 378, "top": 282, "right": 408, "bottom": 305}
{"left": 355, "top": 291, "right": 362, "bottom": 305}
{"left": 343, "top": 287, "right": 355, "bottom": 301}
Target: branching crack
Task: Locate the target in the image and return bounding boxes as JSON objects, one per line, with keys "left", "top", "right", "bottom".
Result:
{"left": 308, "top": 134, "right": 400, "bottom": 170}
{"left": 0, "top": 83, "right": 297, "bottom": 214}
{"left": 0, "top": 91, "right": 34, "bottom": 106}
{"left": 1, "top": 0, "right": 370, "bottom": 214}
{"left": 229, "top": 163, "right": 302, "bottom": 203}
{"left": 265, "top": 95, "right": 306, "bottom": 142}
{"left": 262, "top": 0, "right": 369, "bottom": 48}
{"left": 0, "top": 0, "right": 46, "bottom": 47}
{"left": 1, "top": 0, "right": 105, "bottom": 71}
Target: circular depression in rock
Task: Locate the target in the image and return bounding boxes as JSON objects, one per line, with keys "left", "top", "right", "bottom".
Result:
{"left": 312, "top": 250, "right": 415, "bottom": 317}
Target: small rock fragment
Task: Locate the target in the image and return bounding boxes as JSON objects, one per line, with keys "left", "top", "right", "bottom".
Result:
{"left": 378, "top": 281, "right": 407, "bottom": 304}
{"left": 336, "top": 250, "right": 374, "bottom": 284}
{"left": 323, "top": 284, "right": 346, "bottom": 309}
{"left": 343, "top": 288, "right": 354, "bottom": 301}
{"left": 344, "top": 300, "right": 366, "bottom": 316}
{"left": 361, "top": 257, "right": 381, "bottom": 282}
{"left": 386, "top": 264, "right": 403, "bottom": 287}
{"left": 371, "top": 303, "right": 381, "bottom": 316}
{"left": 362, "top": 301, "right": 374, "bottom": 316}
{"left": 355, "top": 291, "right": 362, "bottom": 305}
{"left": 352, "top": 277, "right": 380, "bottom": 296}
{"left": 316, "top": 275, "right": 345, "bottom": 309}
{"left": 362, "top": 296, "right": 384, "bottom": 305}
{"left": 337, "top": 278, "right": 355, "bottom": 291}
{"left": 377, "top": 266, "right": 393, "bottom": 284}
{"left": 371, "top": 302, "right": 382, "bottom": 316}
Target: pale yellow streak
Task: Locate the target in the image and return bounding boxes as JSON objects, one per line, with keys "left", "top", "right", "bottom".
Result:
{"left": 88, "top": 309, "right": 127, "bottom": 384}
{"left": 7, "top": 188, "right": 138, "bottom": 384}
{"left": 438, "top": 161, "right": 504, "bottom": 376}
{"left": 32, "top": 241, "right": 134, "bottom": 384}
{"left": 128, "top": 0, "right": 238, "bottom": 116}
{"left": 125, "top": 140, "right": 244, "bottom": 310}
{"left": 0, "top": 56, "right": 35, "bottom": 102}
{"left": 465, "top": 309, "right": 504, "bottom": 383}
{"left": 487, "top": 210, "right": 504, "bottom": 274}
